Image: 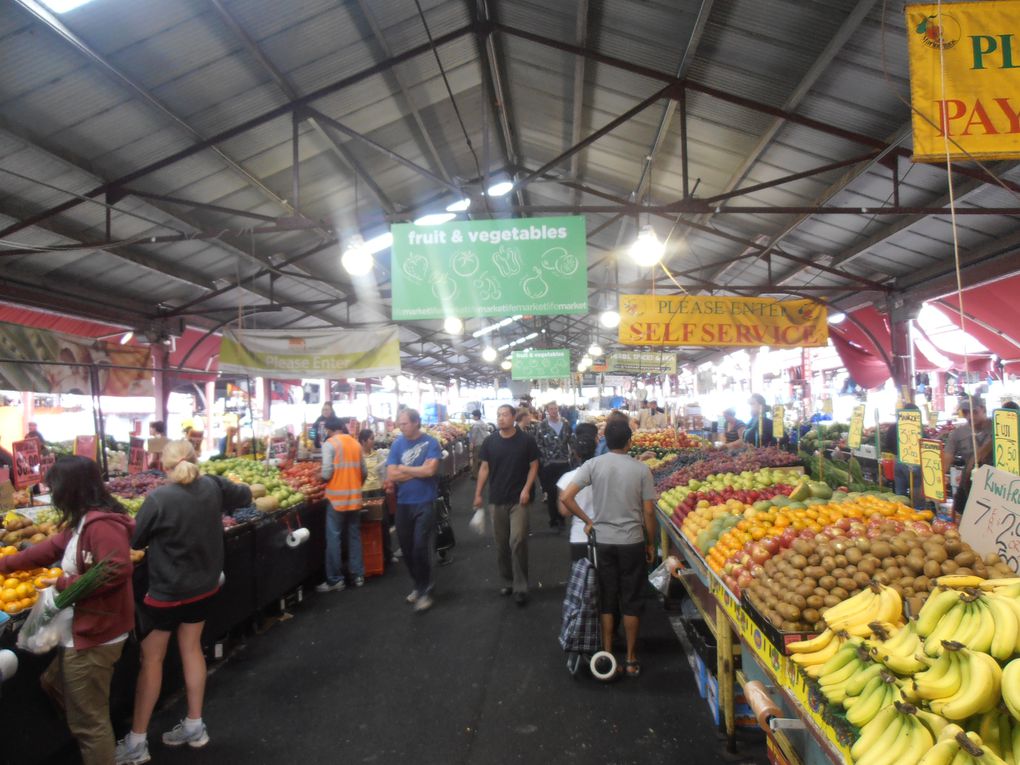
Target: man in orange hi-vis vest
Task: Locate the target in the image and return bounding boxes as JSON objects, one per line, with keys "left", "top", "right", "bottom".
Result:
{"left": 317, "top": 416, "right": 367, "bottom": 593}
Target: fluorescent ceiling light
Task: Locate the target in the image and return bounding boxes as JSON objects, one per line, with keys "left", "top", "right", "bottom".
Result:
{"left": 486, "top": 180, "right": 514, "bottom": 197}
{"left": 41, "top": 0, "right": 97, "bottom": 12}
{"left": 827, "top": 311, "right": 846, "bottom": 324}
{"left": 629, "top": 224, "right": 665, "bottom": 267}
{"left": 364, "top": 231, "right": 393, "bottom": 254}
{"left": 482, "top": 347, "right": 498, "bottom": 363}
{"left": 119, "top": 331, "right": 133, "bottom": 345}
{"left": 414, "top": 212, "right": 456, "bottom": 226}
{"left": 443, "top": 316, "right": 464, "bottom": 335}
{"left": 600, "top": 310, "right": 621, "bottom": 329}
{"left": 445, "top": 197, "right": 471, "bottom": 213}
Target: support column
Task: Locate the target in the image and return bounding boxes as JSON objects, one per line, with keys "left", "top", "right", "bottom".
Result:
{"left": 205, "top": 380, "right": 216, "bottom": 456}
{"left": 151, "top": 344, "right": 171, "bottom": 423}
{"left": 888, "top": 296, "right": 922, "bottom": 401}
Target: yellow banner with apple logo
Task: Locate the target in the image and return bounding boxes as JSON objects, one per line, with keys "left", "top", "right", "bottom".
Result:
{"left": 905, "top": 1, "right": 1020, "bottom": 162}
{"left": 617, "top": 295, "right": 828, "bottom": 348}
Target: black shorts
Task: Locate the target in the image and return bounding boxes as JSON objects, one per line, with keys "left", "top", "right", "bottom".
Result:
{"left": 595, "top": 542, "right": 647, "bottom": 617}
{"left": 144, "top": 593, "right": 215, "bottom": 632}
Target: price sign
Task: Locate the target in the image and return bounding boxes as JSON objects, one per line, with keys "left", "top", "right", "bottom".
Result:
{"left": 897, "top": 409, "right": 922, "bottom": 466}
{"left": 74, "top": 435, "right": 97, "bottom": 461}
{"left": 128, "top": 437, "right": 146, "bottom": 475}
{"left": 11, "top": 439, "right": 41, "bottom": 489}
{"left": 772, "top": 405, "right": 785, "bottom": 439}
{"left": 993, "top": 408, "right": 1020, "bottom": 476}
{"left": 920, "top": 439, "right": 945, "bottom": 502}
{"left": 961, "top": 465, "right": 1020, "bottom": 574}
{"left": 268, "top": 436, "right": 289, "bottom": 462}
{"left": 848, "top": 405, "right": 865, "bottom": 449}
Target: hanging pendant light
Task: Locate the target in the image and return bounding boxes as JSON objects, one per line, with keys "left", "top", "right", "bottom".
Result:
{"left": 629, "top": 224, "right": 664, "bottom": 268}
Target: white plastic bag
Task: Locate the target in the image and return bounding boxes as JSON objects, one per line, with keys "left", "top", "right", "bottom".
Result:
{"left": 468, "top": 507, "right": 486, "bottom": 535}
{"left": 647, "top": 562, "right": 672, "bottom": 595}
{"left": 17, "top": 588, "right": 73, "bottom": 655}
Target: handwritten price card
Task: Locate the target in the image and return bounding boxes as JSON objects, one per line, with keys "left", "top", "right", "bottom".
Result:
{"left": 897, "top": 409, "right": 922, "bottom": 466}
{"left": 961, "top": 465, "right": 1020, "bottom": 574}
{"left": 773, "top": 405, "right": 785, "bottom": 439}
{"left": 993, "top": 409, "right": 1020, "bottom": 476}
{"left": 128, "top": 437, "right": 146, "bottom": 475}
{"left": 848, "top": 405, "right": 865, "bottom": 449}
{"left": 921, "top": 439, "right": 945, "bottom": 502}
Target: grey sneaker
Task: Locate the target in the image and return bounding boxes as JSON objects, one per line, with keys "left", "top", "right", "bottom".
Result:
{"left": 353, "top": 576, "right": 365, "bottom": 588}
{"left": 406, "top": 590, "right": 418, "bottom": 604}
{"left": 413, "top": 594, "right": 434, "bottom": 612}
{"left": 315, "top": 580, "right": 345, "bottom": 593}
{"left": 162, "top": 720, "right": 209, "bottom": 749}
{"left": 114, "top": 737, "right": 150, "bottom": 765}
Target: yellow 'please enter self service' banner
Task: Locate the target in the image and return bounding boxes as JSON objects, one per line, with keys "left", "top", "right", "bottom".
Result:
{"left": 617, "top": 295, "right": 828, "bottom": 348}
{"left": 906, "top": 1, "right": 1020, "bottom": 162}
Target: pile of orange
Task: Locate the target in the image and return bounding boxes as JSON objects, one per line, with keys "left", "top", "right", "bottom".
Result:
{"left": 1, "top": 567, "right": 61, "bottom": 614}
{"left": 705, "top": 498, "right": 932, "bottom": 574}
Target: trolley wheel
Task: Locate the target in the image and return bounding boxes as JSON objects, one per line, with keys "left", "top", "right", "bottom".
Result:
{"left": 590, "top": 651, "right": 618, "bottom": 682}
{"left": 566, "top": 652, "right": 582, "bottom": 677}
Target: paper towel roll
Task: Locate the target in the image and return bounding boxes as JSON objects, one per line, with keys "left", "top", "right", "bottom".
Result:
{"left": 286, "top": 527, "right": 310, "bottom": 548}
{"left": 0, "top": 649, "right": 18, "bottom": 682}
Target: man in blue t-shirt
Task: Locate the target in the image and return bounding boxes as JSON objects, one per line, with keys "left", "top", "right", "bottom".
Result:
{"left": 386, "top": 408, "right": 443, "bottom": 612}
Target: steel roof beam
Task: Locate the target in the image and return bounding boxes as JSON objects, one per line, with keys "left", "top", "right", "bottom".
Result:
{"left": 11, "top": 1, "right": 301, "bottom": 225}
{"left": 492, "top": 22, "right": 1020, "bottom": 198}
{"left": 472, "top": 0, "right": 526, "bottom": 213}
{"left": 208, "top": 0, "right": 396, "bottom": 215}
{"left": 0, "top": 20, "right": 473, "bottom": 239}
{"left": 352, "top": 0, "right": 454, "bottom": 188}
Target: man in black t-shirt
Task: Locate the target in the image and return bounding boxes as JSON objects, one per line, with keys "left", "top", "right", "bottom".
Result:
{"left": 473, "top": 404, "right": 540, "bottom": 605}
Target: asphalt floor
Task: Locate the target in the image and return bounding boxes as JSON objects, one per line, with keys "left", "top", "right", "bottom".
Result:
{"left": 25, "top": 475, "right": 768, "bottom": 765}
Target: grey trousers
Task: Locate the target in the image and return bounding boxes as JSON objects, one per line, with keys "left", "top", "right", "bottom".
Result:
{"left": 490, "top": 502, "right": 529, "bottom": 593}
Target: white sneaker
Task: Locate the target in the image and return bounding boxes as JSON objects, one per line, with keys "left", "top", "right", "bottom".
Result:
{"left": 413, "top": 594, "right": 434, "bottom": 612}
{"left": 406, "top": 590, "right": 418, "bottom": 604}
{"left": 315, "top": 580, "right": 346, "bottom": 593}
{"left": 353, "top": 576, "right": 365, "bottom": 588}
{"left": 114, "top": 737, "right": 150, "bottom": 765}
{"left": 162, "top": 720, "right": 210, "bottom": 748}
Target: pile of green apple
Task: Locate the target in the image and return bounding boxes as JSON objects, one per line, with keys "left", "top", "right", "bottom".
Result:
{"left": 200, "top": 458, "right": 303, "bottom": 509}
{"left": 659, "top": 467, "right": 805, "bottom": 523}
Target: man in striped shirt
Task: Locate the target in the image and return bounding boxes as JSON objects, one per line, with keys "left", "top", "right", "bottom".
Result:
{"left": 318, "top": 416, "right": 367, "bottom": 592}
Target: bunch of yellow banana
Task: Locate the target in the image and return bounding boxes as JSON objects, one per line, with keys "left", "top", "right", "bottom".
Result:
{"left": 1003, "top": 659, "right": 1020, "bottom": 723}
{"left": 850, "top": 702, "right": 934, "bottom": 765}
{"left": 970, "top": 707, "right": 1018, "bottom": 764}
{"left": 823, "top": 583, "right": 904, "bottom": 637}
{"left": 818, "top": 644, "right": 878, "bottom": 705}
{"left": 845, "top": 668, "right": 903, "bottom": 727}
{"left": 921, "top": 643, "right": 1003, "bottom": 720}
{"left": 788, "top": 629, "right": 855, "bottom": 678}
{"left": 867, "top": 620, "right": 928, "bottom": 675}
{"left": 917, "top": 725, "right": 1013, "bottom": 765}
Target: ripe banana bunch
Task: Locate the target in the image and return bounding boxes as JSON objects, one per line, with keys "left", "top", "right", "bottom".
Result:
{"left": 938, "top": 575, "right": 994, "bottom": 590}
{"left": 845, "top": 669, "right": 903, "bottom": 728}
{"left": 823, "top": 584, "right": 904, "bottom": 638}
{"left": 978, "top": 579, "right": 1020, "bottom": 596}
{"left": 788, "top": 630, "right": 855, "bottom": 678}
{"left": 984, "top": 591, "right": 1020, "bottom": 661}
{"left": 1003, "top": 659, "right": 1020, "bottom": 722}
{"left": 819, "top": 645, "right": 880, "bottom": 705}
{"left": 972, "top": 707, "right": 1017, "bottom": 764}
{"left": 868, "top": 620, "right": 928, "bottom": 675}
{"left": 917, "top": 725, "right": 1012, "bottom": 765}
{"left": 850, "top": 702, "right": 934, "bottom": 765}
{"left": 918, "top": 590, "right": 1000, "bottom": 657}
{"left": 926, "top": 643, "right": 1002, "bottom": 721}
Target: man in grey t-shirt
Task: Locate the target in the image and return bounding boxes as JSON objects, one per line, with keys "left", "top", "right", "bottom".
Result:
{"left": 561, "top": 420, "right": 656, "bottom": 678}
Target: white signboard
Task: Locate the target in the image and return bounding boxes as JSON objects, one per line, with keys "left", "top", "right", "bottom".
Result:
{"left": 961, "top": 465, "right": 1020, "bottom": 574}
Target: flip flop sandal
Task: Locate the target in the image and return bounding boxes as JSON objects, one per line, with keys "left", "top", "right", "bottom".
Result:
{"left": 625, "top": 660, "right": 642, "bottom": 677}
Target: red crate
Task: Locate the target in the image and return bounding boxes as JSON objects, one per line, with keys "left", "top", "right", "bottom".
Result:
{"left": 361, "top": 520, "right": 384, "bottom": 577}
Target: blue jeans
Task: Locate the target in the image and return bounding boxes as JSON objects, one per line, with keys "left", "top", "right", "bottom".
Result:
{"left": 894, "top": 462, "right": 925, "bottom": 509}
{"left": 325, "top": 509, "right": 363, "bottom": 584}
{"left": 396, "top": 501, "right": 436, "bottom": 597}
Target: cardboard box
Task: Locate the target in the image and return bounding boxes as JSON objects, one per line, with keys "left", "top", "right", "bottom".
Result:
{"left": 706, "top": 672, "right": 756, "bottom": 727}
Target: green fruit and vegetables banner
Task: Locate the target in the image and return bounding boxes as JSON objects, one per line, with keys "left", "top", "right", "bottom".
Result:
{"left": 510, "top": 349, "right": 570, "bottom": 380}
{"left": 390, "top": 216, "right": 588, "bottom": 320}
